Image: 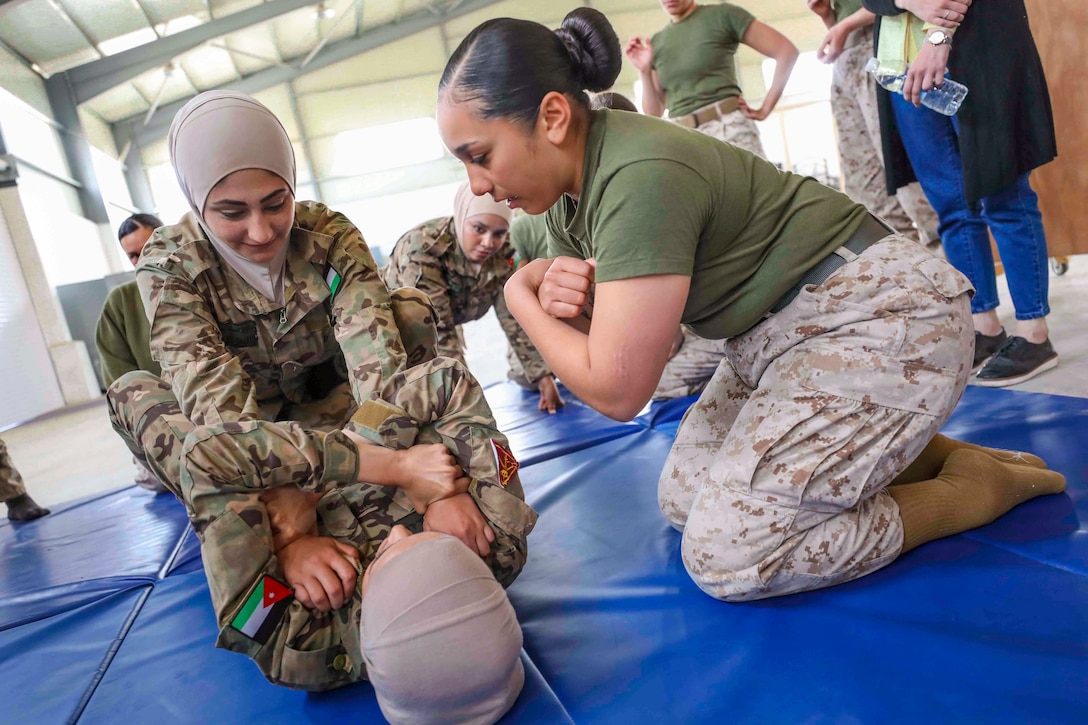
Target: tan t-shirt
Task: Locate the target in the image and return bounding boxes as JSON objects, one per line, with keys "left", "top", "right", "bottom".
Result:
{"left": 546, "top": 110, "right": 868, "bottom": 339}
{"left": 651, "top": 3, "right": 755, "bottom": 117}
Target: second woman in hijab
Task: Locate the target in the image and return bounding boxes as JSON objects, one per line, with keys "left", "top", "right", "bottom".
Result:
{"left": 383, "top": 182, "right": 564, "bottom": 414}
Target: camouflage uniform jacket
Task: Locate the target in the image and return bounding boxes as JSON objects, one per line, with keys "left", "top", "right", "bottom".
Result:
{"left": 138, "top": 202, "right": 408, "bottom": 426}
{"left": 382, "top": 216, "right": 550, "bottom": 384}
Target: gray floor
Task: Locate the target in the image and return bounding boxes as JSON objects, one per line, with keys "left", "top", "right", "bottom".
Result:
{"left": 4, "top": 255, "right": 1086, "bottom": 512}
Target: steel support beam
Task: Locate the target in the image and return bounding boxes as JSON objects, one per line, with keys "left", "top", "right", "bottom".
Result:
{"left": 64, "top": 0, "right": 317, "bottom": 104}
{"left": 43, "top": 73, "right": 110, "bottom": 223}
{"left": 112, "top": 124, "right": 157, "bottom": 214}
{"left": 115, "top": 0, "right": 502, "bottom": 148}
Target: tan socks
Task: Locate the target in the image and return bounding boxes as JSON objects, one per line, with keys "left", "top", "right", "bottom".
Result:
{"left": 891, "top": 433, "right": 1047, "bottom": 485}
{"left": 890, "top": 448, "right": 1066, "bottom": 553}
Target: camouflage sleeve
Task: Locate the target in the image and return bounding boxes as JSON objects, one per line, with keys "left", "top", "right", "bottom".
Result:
{"left": 468, "top": 476, "right": 537, "bottom": 587}
{"left": 345, "top": 356, "right": 538, "bottom": 586}
{"left": 179, "top": 427, "right": 370, "bottom": 691}
{"left": 138, "top": 258, "right": 264, "bottom": 425}
{"left": 384, "top": 228, "right": 466, "bottom": 365}
{"left": 181, "top": 421, "right": 360, "bottom": 514}
{"left": 309, "top": 205, "right": 409, "bottom": 403}
{"left": 493, "top": 285, "right": 551, "bottom": 385}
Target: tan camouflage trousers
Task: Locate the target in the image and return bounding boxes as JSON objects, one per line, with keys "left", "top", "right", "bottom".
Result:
{"left": 693, "top": 107, "right": 768, "bottom": 160}
{"left": 653, "top": 327, "right": 729, "bottom": 401}
{"left": 659, "top": 237, "right": 974, "bottom": 601}
{"left": 832, "top": 28, "right": 940, "bottom": 250}
{"left": 0, "top": 437, "right": 27, "bottom": 503}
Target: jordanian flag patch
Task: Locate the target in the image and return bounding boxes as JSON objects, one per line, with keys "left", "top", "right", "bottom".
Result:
{"left": 230, "top": 576, "right": 293, "bottom": 645}
{"left": 325, "top": 266, "right": 342, "bottom": 300}
{"left": 491, "top": 439, "right": 519, "bottom": 488}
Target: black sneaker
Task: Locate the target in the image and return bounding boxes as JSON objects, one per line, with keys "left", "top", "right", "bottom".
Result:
{"left": 975, "top": 336, "right": 1059, "bottom": 387}
{"left": 972, "top": 329, "right": 1008, "bottom": 371}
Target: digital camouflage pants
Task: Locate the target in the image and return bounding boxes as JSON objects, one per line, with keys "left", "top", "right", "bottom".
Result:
{"left": 659, "top": 237, "right": 974, "bottom": 601}
{"left": 832, "top": 27, "right": 940, "bottom": 251}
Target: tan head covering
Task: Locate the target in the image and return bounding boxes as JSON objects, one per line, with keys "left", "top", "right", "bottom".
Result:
{"left": 361, "top": 535, "right": 524, "bottom": 725}
{"left": 168, "top": 91, "right": 296, "bottom": 304}
{"left": 452, "top": 181, "right": 513, "bottom": 247}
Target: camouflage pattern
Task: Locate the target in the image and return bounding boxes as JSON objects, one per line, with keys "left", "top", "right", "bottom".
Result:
{"left": 659, "top": 236, "right": 974, "bottom": 600}
{"left": 174, "top": 354, "right": 535, "bottom": 691}
{"left": 653, "top": 327, "right": 729, "bottom": 401}
{"left": 107, "top": 284, "right": 439, "bottom": 498}
{"left": 0, "top": 438, "right": 27, "bottom": 503}
{"left": 135, "top": 201, "right": 423, "bottom": 427}
{"left": 133, "top": 455, "right": 168, "bottom": 493}
{"left": 832, "top": 27, "right": 941, "bottom": 249}
{"left": 689, "top": 108, "right": 768, "bottom": 160}
{"left": 383, "top": 216, "right": 551, "bottom": 385}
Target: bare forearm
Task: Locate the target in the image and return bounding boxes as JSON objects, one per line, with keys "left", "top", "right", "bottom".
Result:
{"left": 506, "top": 287, "right": 651, "bottom": 420}
{"left": 760, "top": 46, "right": 799, "bottom": 116}
{"left": 639, "top": 70, "right": 666, "bottom": 117}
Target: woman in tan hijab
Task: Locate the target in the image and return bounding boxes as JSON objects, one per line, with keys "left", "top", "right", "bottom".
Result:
{"left": 384, "top": 182, "right": 565, "bottom": 414}
{"left": 105, "top": 92, "right": 535, "bottom": 718}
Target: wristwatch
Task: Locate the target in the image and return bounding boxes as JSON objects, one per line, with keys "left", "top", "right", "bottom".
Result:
{"left": 925, "top": 29, "right": 953, "bottom": 46}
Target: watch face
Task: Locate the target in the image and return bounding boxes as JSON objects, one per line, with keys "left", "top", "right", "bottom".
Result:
{"left": 929, "top": 30, "right": 948, "bottom": 44}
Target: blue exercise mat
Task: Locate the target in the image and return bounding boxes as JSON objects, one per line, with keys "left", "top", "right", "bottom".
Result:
{"left": 484, "top": 382, "right": 639, "bottom": 466}
{"left": 0, "top": 586, "right": 149, "bottom": 723}
{"left": 511, "top": 427, "right": 1088, "bottom": 723}
{"left": 2, "top": 386, "right": 1086, "bottom": 722}
{"left": 0, "top": 486, "right": 188, "bottom": 628}
{"left": 78, "top": 571, "right": 573, "bottom": 724}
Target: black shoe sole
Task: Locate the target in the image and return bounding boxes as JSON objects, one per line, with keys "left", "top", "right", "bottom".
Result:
{"left": 974, "top": 355, "right": 1059, "bottom": 388}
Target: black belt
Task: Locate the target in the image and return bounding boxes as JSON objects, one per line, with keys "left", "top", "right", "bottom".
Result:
{"left": 769, "top": 214, "right": 894, "bottom": 314}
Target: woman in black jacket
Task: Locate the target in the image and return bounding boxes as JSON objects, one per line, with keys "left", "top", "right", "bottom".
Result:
{"left": 864, "top": 0, "right": 1059, "bottom": 388}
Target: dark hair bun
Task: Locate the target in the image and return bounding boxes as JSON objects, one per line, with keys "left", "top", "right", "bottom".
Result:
{"left": 555, "top": 7, "right": 621, "bottom": 93}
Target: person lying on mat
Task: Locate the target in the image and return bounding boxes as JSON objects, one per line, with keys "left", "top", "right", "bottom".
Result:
{"left": 437, "top": 7, "right": 1066, "bottom": 602}
{"left": 383, "top": 182, "right": 564, "bottom": 414}
{"left": 103, "top": 91, "right": 535, "bottom": 721}
{"left": 174, "top": 403, "right": 534, "bottom": 723}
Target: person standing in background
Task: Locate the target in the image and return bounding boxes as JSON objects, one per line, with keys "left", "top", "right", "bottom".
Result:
{"left": 808, "top": 0, "right": 941, "bottom": 254}
{"left": 864, "top": 0, "right": 1060, "bottom": 387}
{"left": 625, "top": 0, "right": 798, "bottom": 158}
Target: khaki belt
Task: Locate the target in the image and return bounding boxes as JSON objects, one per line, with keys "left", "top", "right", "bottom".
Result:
{"left": 672, "top": 97, "right": 741, "bottom": 129}
{"left": 769, "top": 214, "right": 895, "bottom": 314}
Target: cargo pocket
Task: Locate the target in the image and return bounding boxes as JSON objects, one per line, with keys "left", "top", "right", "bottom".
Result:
{"left": 914, "top": 255, "right": 974, "bottom": 300}
{"left": 801, "top": 346, "right": 959, "bottom": 417}
{"left": 277, "top": 643, "right": 355, "bottom": 691}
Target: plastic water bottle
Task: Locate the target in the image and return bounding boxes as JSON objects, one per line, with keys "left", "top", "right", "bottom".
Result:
{"left": 865, "top": 58, "right": 968, "bottom": 116}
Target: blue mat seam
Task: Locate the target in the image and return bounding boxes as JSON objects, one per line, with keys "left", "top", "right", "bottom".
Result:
{"left": 960, "top": 530, "right": 1088, "bottom": 579}
{"left": 157, "top": 523, "right": 194, "bottom": 580}
{"left": 69, "top": 584, "right": 155, "bottom": 725}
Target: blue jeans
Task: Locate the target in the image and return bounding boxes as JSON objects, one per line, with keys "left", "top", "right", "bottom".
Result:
{"left": 890, "top": 92, "right": 1050, "bottom": 320}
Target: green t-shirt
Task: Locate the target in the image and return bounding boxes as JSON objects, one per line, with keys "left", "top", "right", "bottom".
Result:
{"left": 832, "top": 0, "right": 863, "bottom": 24}
{"left": 546, "top": 110, "right": 868, "bottom": 339}
{"left": 509, "top": 213, "right": 551, "bottom": 264}
{"left": 651, "top": 3, "right": 755, "bottom": 118}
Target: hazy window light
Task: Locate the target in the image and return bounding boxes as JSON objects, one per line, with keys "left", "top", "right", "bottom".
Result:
{"left": 335, "top": 181, "right": 463, "bottom": 263}
{"left": 146, "top": 163, "right": 191, "bottom": 225}
{"left": 332, "top": 118, "right": 445, "bottom": 178}
{"left": 98, "top": 28, "right": 159, "bottom": 57}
